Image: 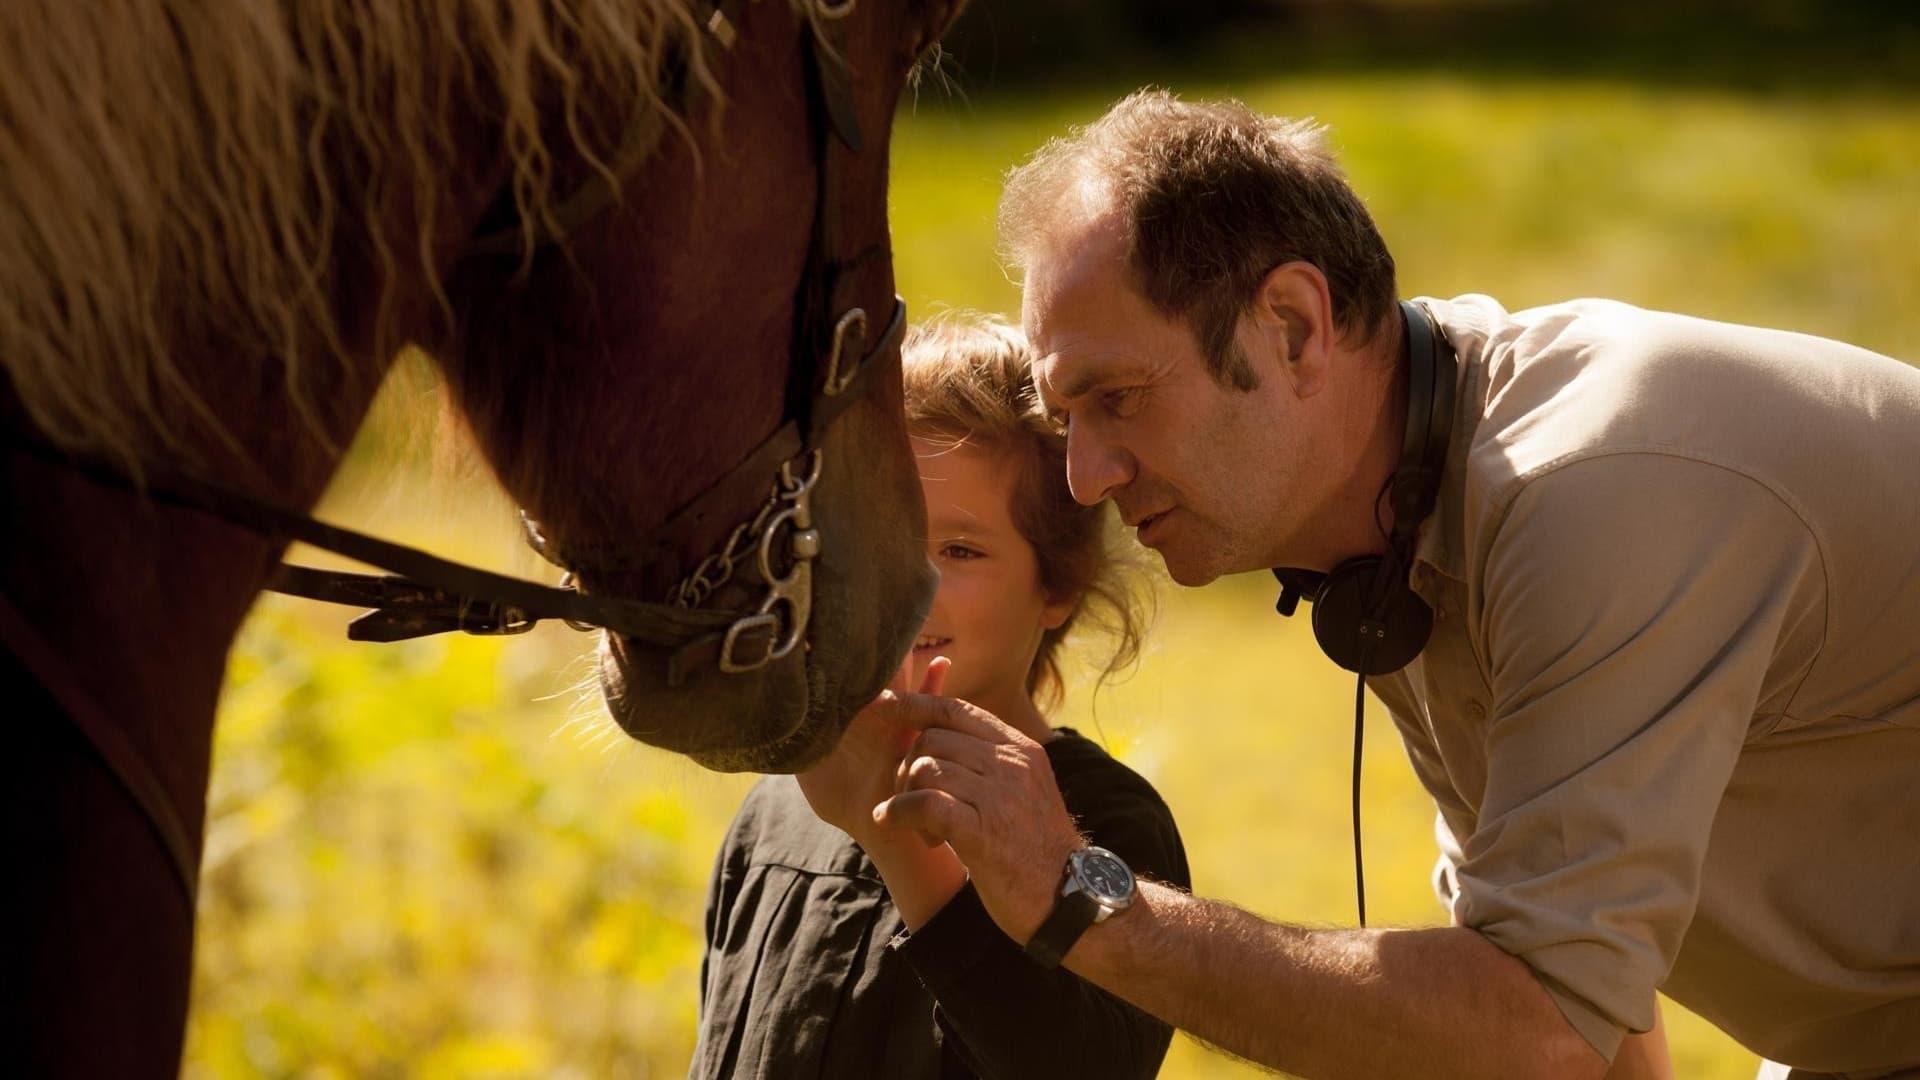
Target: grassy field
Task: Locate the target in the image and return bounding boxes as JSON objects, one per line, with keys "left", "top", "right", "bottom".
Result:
{"left": 185, "top": 52, "right": 1920, "bottom": 1080}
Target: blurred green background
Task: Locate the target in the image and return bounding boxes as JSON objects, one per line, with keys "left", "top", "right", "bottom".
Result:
{"left": 185, "top": 3, "right": 1920, "bottom": 1077}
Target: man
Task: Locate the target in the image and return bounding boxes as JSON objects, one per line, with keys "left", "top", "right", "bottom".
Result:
{"left": 868, "top": 90, "right": 1920, "bottom": 1078}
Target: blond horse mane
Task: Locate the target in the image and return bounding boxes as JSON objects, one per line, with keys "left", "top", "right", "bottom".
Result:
{"left": 0, "top": 0, "right": 781, "bottom": 471}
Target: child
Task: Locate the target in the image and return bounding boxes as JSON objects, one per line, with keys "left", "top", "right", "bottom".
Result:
{"left": 693, "top": 316, "right": 1189, "bottom": 1079}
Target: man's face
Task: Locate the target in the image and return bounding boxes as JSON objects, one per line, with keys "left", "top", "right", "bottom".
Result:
{"left": 1025, "top": 217, "right": 1339, "bottom": 586}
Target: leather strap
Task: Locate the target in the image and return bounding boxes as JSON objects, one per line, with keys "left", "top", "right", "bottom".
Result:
{"left": 1024, "top": 880, "right": 1099, "bottom": 970}
{"left": 3, "top": 0, "right": 900, "bottom": 684}
{"left": 4, "top": 434, "right": 739, "bottom": 648}
{"left": 2, "top": 294, "right": 903, "bottom": 666}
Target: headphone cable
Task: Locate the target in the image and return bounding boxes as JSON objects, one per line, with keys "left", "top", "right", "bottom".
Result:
{"left": 1348, "top": 464, "right": 1402, "bottom": 930}
{"left": 1352, "top": 666, "right": 1368, "bottom": 928}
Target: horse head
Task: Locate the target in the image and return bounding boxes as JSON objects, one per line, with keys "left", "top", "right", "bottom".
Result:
{"left": 0, "top": 2, "right": 964, "bottom": 1065}
{"left": 442, "top": 0, "right": 960, "bottom": 771}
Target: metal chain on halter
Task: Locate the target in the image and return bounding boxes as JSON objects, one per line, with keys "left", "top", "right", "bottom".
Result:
{"left": 668, "top": 449, "right": 823, "bottom": 606}
{"left": 667, "top": 474, "right": 787, "bottom": 609}
{"left": 523, "top": 447, "right": 825, "bottom": 674}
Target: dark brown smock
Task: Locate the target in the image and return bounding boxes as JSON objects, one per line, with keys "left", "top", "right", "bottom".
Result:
{"left": 693, "top": 729, "right": 1190, "bottom": 1079}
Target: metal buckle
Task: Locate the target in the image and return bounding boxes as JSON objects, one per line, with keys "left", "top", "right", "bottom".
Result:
{"left": 717, "top": 612, "right": 780, "bottom": 674}
{"left": 779, "top": 448, "right": 825, "bottom": 494}
{"left": 752, "top": 513, "right": 816, "bottom": 664}
{"left": 821, "top": 308, "right": 867, "bottom": 397}
{"left": 708, "top": 450, "right": 824, "bottom": 674}
{"left": 461, "top": 603, "right": 537, "bottom": 636}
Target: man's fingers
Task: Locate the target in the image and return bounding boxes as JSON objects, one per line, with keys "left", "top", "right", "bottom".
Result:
{"left": 893, "top": 730, "right": 995, "bottom": 793}
{"left": 874, "top": 788, "right": 978, "bottom": 844}
{"left": 905, "top": 728, "right": 998, "bottom": 771}
{"left": 879, "top": 690, "right": 1015, "bottom": 742}
{"left": 900, "top": 752, "right": 987, "bottom": 799}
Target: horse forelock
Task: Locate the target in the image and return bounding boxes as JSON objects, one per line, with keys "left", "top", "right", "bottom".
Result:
{"left": 0, "top": 0, "right": 812, "bottom": 475}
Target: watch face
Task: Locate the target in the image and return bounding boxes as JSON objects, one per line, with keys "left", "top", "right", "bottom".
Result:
{"left": 1074, "top": 847, "right": 1135, "bottom": 905}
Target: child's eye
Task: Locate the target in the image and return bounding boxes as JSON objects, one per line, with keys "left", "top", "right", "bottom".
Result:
{"left": 939, "top": 543, "right": 983, "bottom": 561}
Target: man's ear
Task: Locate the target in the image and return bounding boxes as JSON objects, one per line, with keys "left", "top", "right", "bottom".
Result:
{"left": 1249, "top": 261, "right": 1336, "bottom": 398}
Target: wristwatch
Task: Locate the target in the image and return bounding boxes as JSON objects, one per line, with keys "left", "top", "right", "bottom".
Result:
{"left": 1023, "top": 845, "right": 1136, "bottom": 969}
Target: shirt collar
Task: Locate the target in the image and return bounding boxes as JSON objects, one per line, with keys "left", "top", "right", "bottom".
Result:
{"left": 1407, "top": 296, "right": 1488, "bottom": 601}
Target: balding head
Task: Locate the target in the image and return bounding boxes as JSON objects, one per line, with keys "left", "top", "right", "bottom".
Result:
{"left": 999, "top": 89, "right": 1397, "bottom": 389}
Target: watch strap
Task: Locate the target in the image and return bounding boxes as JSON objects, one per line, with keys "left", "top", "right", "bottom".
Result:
{"left": 1023, "top": 886, "right": 1099, "bottom": 970}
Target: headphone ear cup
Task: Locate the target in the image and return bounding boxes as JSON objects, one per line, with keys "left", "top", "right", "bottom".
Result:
{"left": 1309, "top": 556, "right": 1435, "bottom": 676}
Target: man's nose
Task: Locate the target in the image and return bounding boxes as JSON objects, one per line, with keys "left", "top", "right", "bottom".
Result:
{"left": 1064, "top": 421, "right": 1133, "bottom": 507}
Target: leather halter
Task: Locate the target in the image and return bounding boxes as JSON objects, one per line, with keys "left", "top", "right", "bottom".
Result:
{"left": 11, "top": 0, "right": 907, "bottom": 690}
{"left": 1, "top": 0, "right": 900, "bottom": 913}
{"left": 270, "top": 0, "right": 901, "bottom": 686}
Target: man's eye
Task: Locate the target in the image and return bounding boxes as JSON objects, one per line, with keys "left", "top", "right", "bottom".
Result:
{"left": 1102, "top": 387, "right": 1145, "bottom": 416}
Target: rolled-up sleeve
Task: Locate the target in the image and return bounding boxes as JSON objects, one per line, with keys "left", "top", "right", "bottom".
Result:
{"left": 1432, "top": 812, "right": 1464, "bottom": 915}
{"left": 1460, "top": 453, "right": 1824, "bottom": 1060}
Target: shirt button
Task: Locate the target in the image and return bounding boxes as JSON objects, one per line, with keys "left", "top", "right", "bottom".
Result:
{"left": 1465, "top": 701, "right": 1487, "bottom": 723}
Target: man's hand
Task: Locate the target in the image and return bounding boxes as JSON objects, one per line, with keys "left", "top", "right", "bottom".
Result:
{"left": 795, "top": 659, "right": 970, "bottom": 929}
{"left": 873, "top": 693, "right": 1087, "bottom": 945}
{"left": 869, "top": 694, "right": 1605, "bottom": 1080}
{"left": 796, "top": 658, "right": 949, "bottom": 845}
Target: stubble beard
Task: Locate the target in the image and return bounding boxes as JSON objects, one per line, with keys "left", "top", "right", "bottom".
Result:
{"left": 1161, "top": 552, "right": 1221, "bottom": 588}
{"left": 1148, "top": 513, "right": 1238, "bottom": 588}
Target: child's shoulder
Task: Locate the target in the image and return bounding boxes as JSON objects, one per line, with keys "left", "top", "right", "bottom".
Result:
{"left": 1042, "top": 727, "right": 1191, "bottom": 887}
{"left": 1043, "top": 728, "right": 1175, "bottom": 818}
{"left": 718, "top": 776, "right": 872, "bottom": 879}
{"left": 1044, "top": 727, "right": 1148, "bottom": 782}
{"left": 728, "top": 774, "right": 808, "bottom": 832}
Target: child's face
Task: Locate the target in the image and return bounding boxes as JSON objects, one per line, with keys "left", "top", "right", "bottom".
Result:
{"left": 908, "top": 437, "right": 1073, "bottom": 708}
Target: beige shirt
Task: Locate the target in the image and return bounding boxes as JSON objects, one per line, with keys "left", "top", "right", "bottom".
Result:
{"left": 1367, "top": 295, "right": 1920, "bottom": 1072}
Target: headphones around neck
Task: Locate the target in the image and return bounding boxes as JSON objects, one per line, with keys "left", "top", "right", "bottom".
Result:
{"left": 1272, "top": 300, "right": 1458, "bottom": 676}
{"left": 1267, "top": 299, "right": 1457, "bottom": 928}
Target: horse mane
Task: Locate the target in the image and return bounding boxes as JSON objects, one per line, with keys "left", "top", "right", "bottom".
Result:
{"left": 0, "top": 0, "right": 745, "bottom": 471}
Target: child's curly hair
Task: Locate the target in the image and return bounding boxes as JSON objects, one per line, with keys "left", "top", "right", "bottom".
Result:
{"left": 901, "top": 313, "right": 1151, "bottom": 713}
